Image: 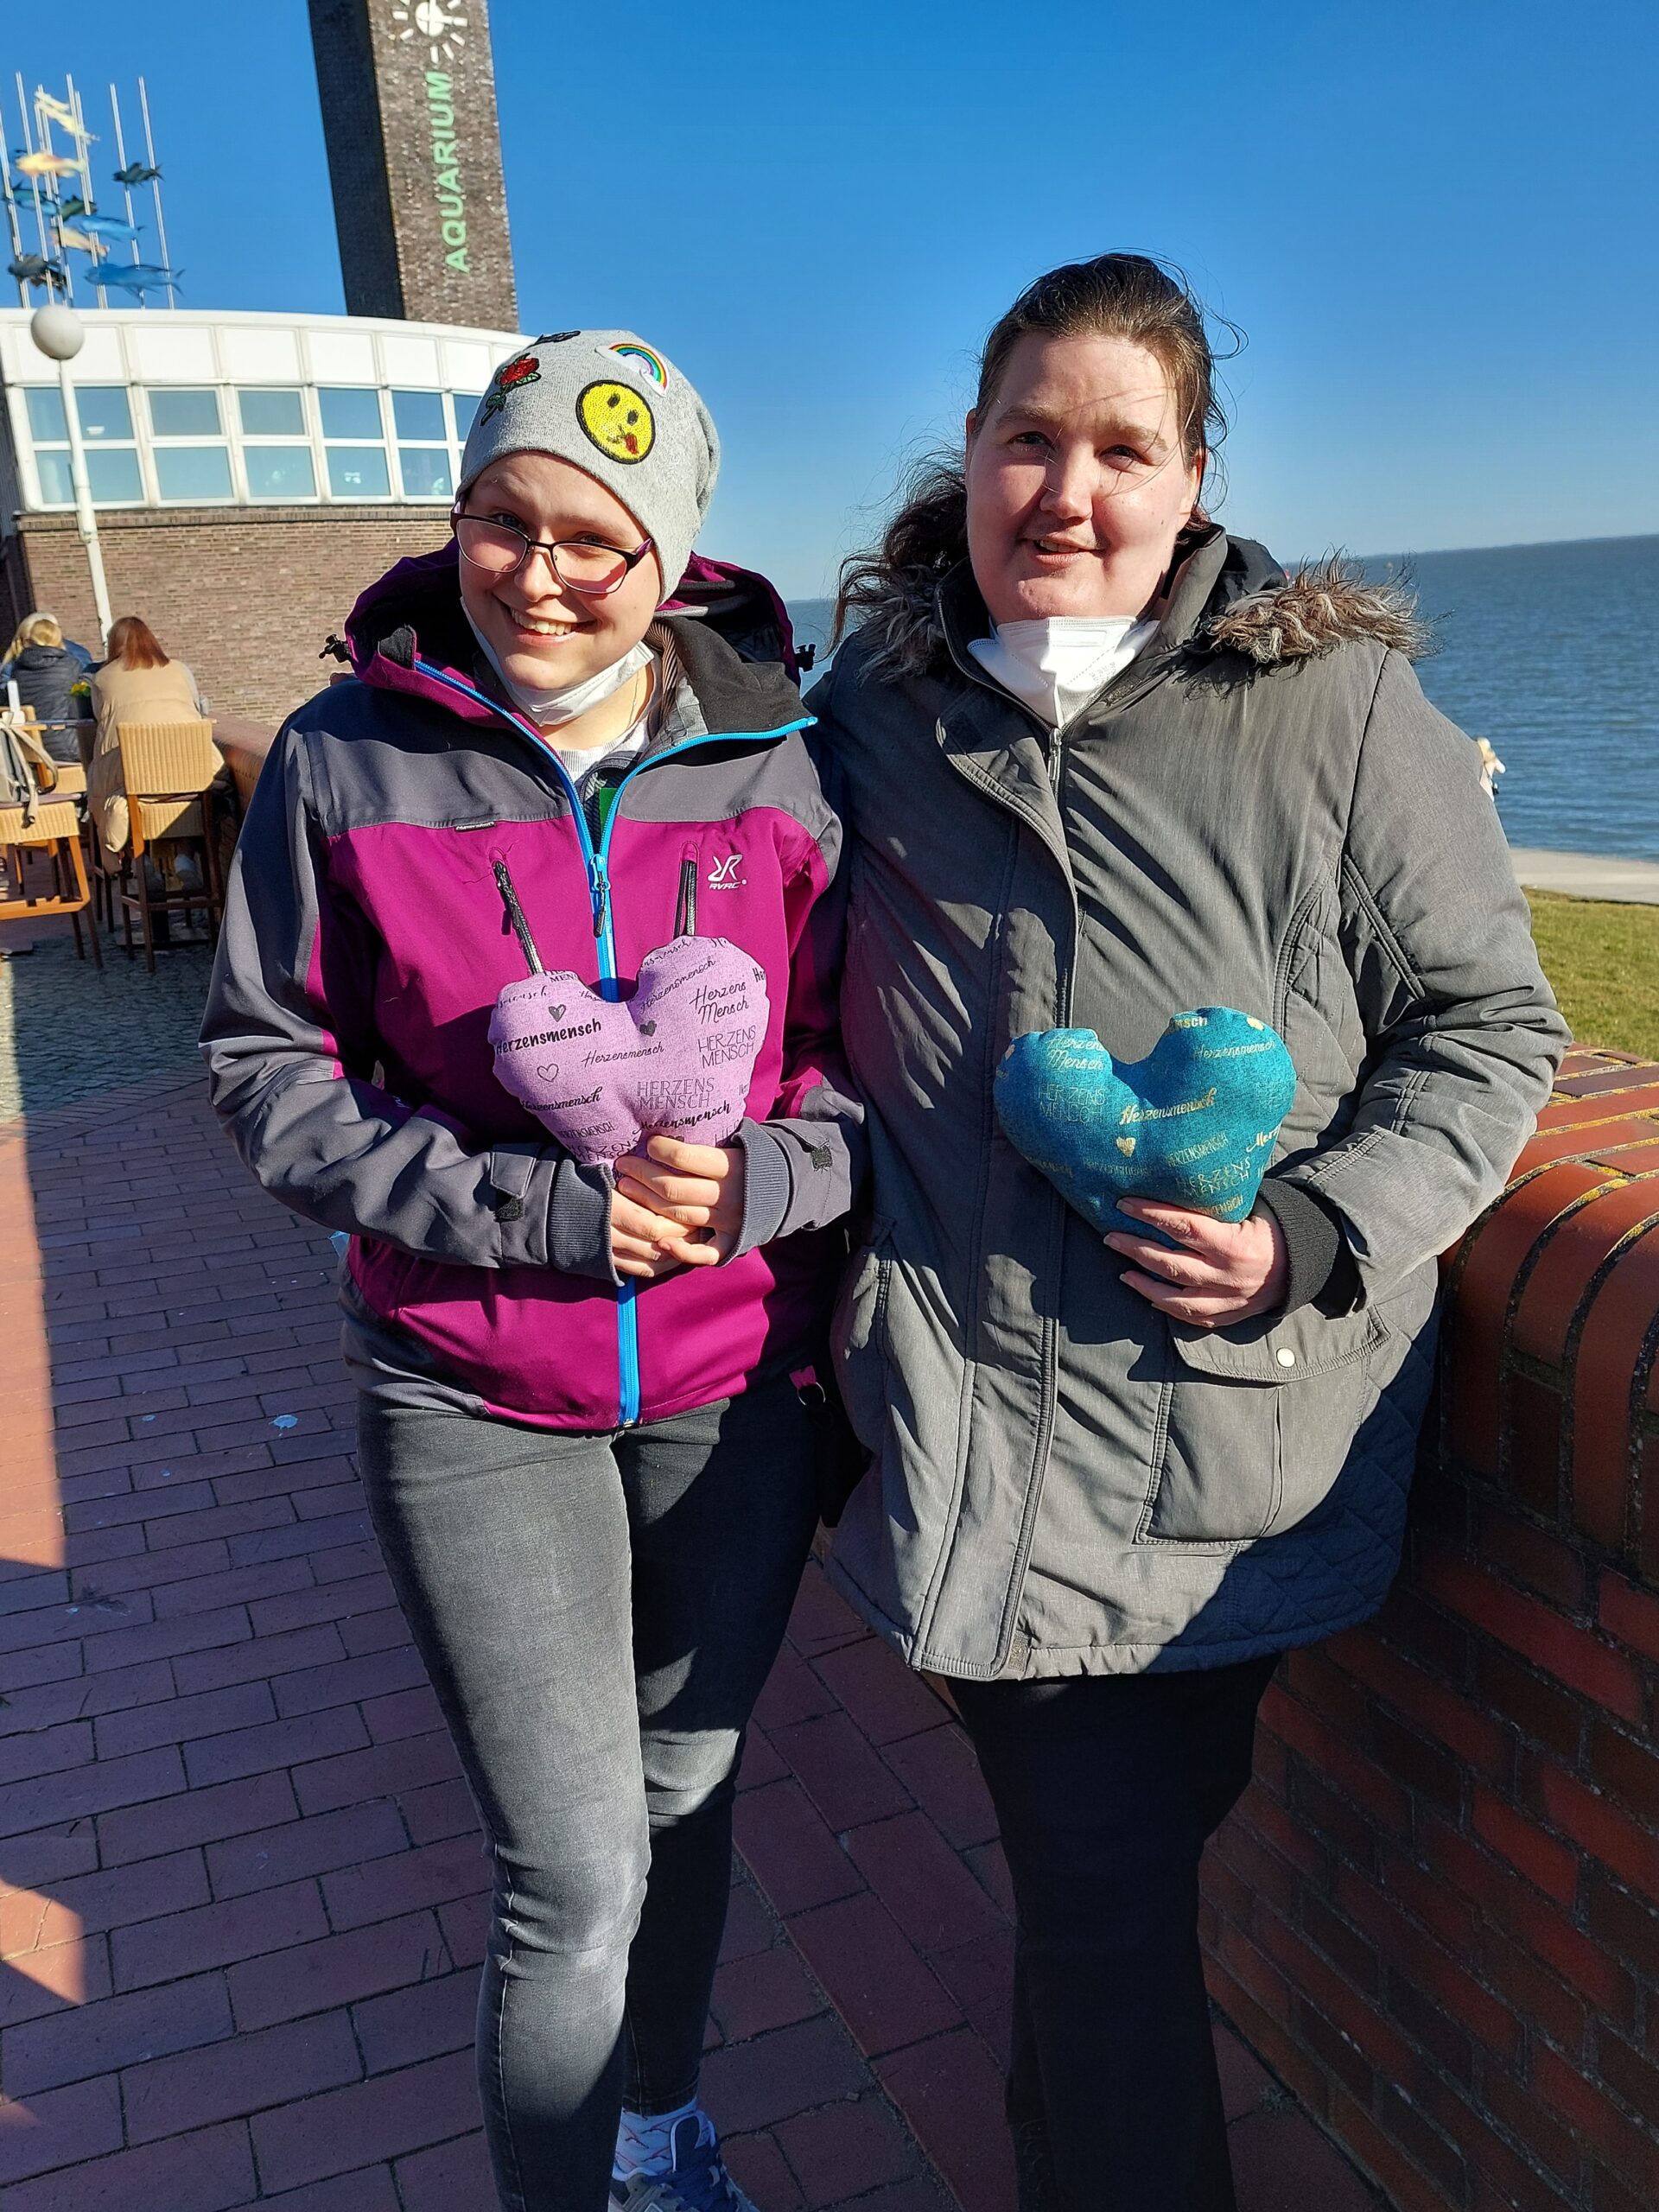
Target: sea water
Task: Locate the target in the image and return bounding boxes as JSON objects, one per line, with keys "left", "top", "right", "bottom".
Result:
{"left": 791, "top": 533, "right": 1659, "bottom": 862}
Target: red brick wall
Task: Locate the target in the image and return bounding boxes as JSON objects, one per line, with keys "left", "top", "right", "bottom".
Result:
{"left": 1203, "top": 1048, "right": 1659, "bottom": 2212}
{"left": 8, "top": 507, "right": 451, "bottom": 728}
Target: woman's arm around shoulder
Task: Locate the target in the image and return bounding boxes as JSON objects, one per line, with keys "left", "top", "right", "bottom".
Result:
{"left": 200, "top": 713, "right": 617, "bottom": 1280}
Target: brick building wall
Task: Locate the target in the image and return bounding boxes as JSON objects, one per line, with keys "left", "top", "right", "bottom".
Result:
{"left": 1202, "top": 1048, "right": 1659, "bottom": 2211}
{"left": 5, "top": 506, "right": 453, "bottom": 728}
{"left": 308, "top": 0, "right": 518, "bottom": 332}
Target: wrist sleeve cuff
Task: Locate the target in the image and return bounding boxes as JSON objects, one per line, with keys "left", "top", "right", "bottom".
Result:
{"left": 1256, "top": 1177, "right": 1357, "bottom": 1314}
{"left": 731, "top": 1120, "right": 794, "bottom": 1258}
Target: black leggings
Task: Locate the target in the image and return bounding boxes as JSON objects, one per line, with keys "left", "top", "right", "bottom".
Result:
{"left": 952, "top": 1654, "right": 1278, "bottom": 2212}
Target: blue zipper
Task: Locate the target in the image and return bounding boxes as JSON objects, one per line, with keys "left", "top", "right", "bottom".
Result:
{"left": 410, "top": 653, "right": 810, "bottom": 1426}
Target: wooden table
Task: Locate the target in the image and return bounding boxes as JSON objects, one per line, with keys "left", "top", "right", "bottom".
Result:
{"left": 213, "top": 717, "right": 279, "bottom": 817}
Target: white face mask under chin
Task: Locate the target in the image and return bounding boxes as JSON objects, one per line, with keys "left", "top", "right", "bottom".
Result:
{"left": 968, "top": 614, "right": 1159, "bottom": 729}
{"left": 465, "top": 610, "right": 653, "bottom": 730}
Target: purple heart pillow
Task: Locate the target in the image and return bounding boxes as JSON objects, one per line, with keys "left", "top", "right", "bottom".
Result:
{"left": 488, "top": 934, "right": 771, "bottom": 1166}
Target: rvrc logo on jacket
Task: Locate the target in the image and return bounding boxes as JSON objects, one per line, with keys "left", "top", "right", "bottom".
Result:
{"left": 707, "top": 854, "right": 744, "bottom": 890}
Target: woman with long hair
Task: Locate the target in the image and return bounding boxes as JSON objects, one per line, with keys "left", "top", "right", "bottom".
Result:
{"left": 88, "top": 613, "right": 207, "bottom": 867}
{"left": 810, "top": 254, "right": 1565, "bottom": 2210}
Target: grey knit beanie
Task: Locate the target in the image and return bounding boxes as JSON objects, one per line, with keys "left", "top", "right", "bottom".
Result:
{"left": 458, "top": 330, "right": 720, "bottom": 601}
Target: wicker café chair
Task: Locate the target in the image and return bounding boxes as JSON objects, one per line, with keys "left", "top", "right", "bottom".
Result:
{"left": 113, "top": 718, "right": 226, "bottom": 972}
{"left": 0, "top": 715, "right": 102, "bottom": 966}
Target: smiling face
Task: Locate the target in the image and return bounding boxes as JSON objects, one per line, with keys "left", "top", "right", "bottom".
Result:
{"left": 455, "top": 452, "right": 663, "bottom": 694}
{"left": 964, "top": 333, "right": 1205, "bottom": 625}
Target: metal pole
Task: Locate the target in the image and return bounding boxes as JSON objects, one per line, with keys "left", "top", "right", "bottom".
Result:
{"left": 2, "top": 157, "right": 28, "bottom": 308}
{"left": 62, "top": 77, "right": 107, "bottom": 309}
{"left": 16, "top": 73, "right": 63, "bottom": 297}
{"left": 109, "top": 84, "right": 142, "bottom": 283}
{"left": 137, "top": 77, "right": 172, "bottom": 308}
{"left": 57, "top": 353, "right": 113, "bottom": 650}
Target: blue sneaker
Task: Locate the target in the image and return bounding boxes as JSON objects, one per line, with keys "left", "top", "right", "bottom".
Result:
{"left": 609, "top": 2116, "right": 758, "bottom": 2212}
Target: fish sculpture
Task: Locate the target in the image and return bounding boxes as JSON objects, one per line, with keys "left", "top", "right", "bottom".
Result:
{"left": 72, "top": 213, "right": 143, "bottom": 243}
{"left": 56, "top": 226, "right": 105, "bottom": 256}
{"left": 96, "top": 260, "right": 181, "bottom": 296}
{"left": 35, "top": 93, "right": 92, "bottom": 141}
{"left": 7, "top": 252, "right": 65, "bottom": 286}
{"left": 112, "top": 161, "right": 161, "bottom": 186}
{"left": 14, "top": 149, "right": 80, "bottom": 180}
{"left": 56, "top": 193, "right": 88, "bottom": 220}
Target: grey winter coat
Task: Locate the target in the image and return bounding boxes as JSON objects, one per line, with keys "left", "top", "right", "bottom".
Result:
{"left": 807, "top": 529, "right": 1567, "bottom": 1679}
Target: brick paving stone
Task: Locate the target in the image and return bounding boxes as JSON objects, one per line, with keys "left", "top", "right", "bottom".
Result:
{"left": 788, "top": 1560, "right": 871, "bottom": 1656}
{"left": 227, "top": 1908, "right": 449, "bottom": 2031}
{"left": 291, "top": 1726, "right": 461, "bottom": 1815}
{"left": 877, "top": 2029, "right": 1019, "bottom": 2212}
{"left": 237, "top": 2171, "right": 401, "bottom": 2212}
{"left": 711, "top": 1941, "right": 829, "bottom": 2043}
{"left": 271, "top": 1643, "right": 428, "bottom": 1718}
{"left": 19, "top": 1843, "right": 211, "bottom": 1942}
{"left": 879, "top": 1723, "right": 1001, "bottom": 1851}
{"left": 393, "top": 2127, "right": 497, "bottom": 2211}
{"left": 724, "top": 2130, "right": 809, "bottom": 2209}
{"left": 813, "top": 1637, "right": 952, "bottom": 1747}
{"left": 789, "top": 1891, "right": 963, "bottom": 2057}
{"left": 1228, "top": 2103, "right": 1383, "bottom": 2210}
{"left": 122, "top": 2009, "right": 362, "bottom": 2144}
{"left": 353, "top": 1965, "right": 479, "bottom": 2073}
{"left": 702, "top": 2013, "right": 871, "bottom": 2134}
{"left": 772, "top": 1710, "right": 918, "bottom": 1831}
{"left": 845, "top": 1813, "right": 1007, "bottom": 1954}
{"left": 320, "top": 1831, "right": 486, "bottom": 1929}
{"left": 3, "top": 1972, "right": 234, "bottom": 2094}
{"left": 172, "top": 1622, "right": 346, "bottom": 1694}
{"left": 99, "top": 1768, "right": 298, "bottom": 1866}
{"left": 94, "top": 1679, "right": 277, "bottom": 1758}
{"left": 207, "top": 1799, "right": 411, "bottom": 1900}
{"left": 0, "top": 2071, "right": 124, "bottom": 2184}
{"left": 734, "top": 1778, "right": 867, "bottom": 1916}
{"left": 0, "top": 2120, "right": 257, "bottom": 2212}
{"left": 0, "top": 1933, "right": 111, "bottom": 2029}
{"left": 182, "top": 1704, "right": 370, "bottom": 1789}
{"left": 776, "top": 2090, "right": 925, "bottom": 2202}
{"left": 112, "top": 1878, "right": 329, "bottom": 1991}
{"left": 249, "top": 2047, "right": 480, "bottom": 2191}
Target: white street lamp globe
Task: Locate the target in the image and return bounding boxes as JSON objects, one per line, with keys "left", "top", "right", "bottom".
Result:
{"left": 29, "top": 304, "right": 85, "bottom": 363}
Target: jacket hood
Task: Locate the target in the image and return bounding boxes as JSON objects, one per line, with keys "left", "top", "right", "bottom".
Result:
{"left": 851, "top": 530, "right": 1427, "bottom": 681}
{"left": 16, "top": 644, "right": 73, "bottom": 671}
{"left": 338, "top": 540, "right": 806, "bottom": 739}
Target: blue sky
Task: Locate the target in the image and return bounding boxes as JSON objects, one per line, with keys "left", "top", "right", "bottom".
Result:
{"left": 6, "top": 1, "right": 1656, "bottom": 594}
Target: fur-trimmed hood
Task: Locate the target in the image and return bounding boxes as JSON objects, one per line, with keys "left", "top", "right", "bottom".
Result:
{"left": 845, "top": 532, "right": 1427, "bottom": 682}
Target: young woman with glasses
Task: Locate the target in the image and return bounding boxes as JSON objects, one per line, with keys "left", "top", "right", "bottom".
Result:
{"left": 203, "top": 331, "right": 863, "bottom": 2212}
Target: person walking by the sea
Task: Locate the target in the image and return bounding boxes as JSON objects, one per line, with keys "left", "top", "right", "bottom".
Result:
{"left": 202, "top": 330, "right": 862, "bottom": 2212}
{"left": 809, "top": 253, "right": 1567, "bottom": 2211}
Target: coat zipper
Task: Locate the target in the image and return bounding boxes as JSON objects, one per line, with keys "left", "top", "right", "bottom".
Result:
{"left": 410, "top": 654, "right": 810, "bottom": 1426}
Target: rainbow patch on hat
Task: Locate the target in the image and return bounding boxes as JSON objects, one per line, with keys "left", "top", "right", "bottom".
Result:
{"left": 609, "top": 342, "right": 669, "bottom": 389}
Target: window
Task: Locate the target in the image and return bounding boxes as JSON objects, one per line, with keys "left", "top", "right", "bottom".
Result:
{"left": 85, "top": 449, "right": 143, "bottom": 501}
{"left": 319, "top": 387, "right": 384, "bottom": 441}
{"left": 34, "top": 451, "right": 75, "bottom": 505}
{"left": 24, "top": 388, "right": 68, "bottom": 442}
{"left": 319, "top": 387, "right": 389, "bottom": 499}
{"left": 327, "top": 448, "right": 391, "bottom": 499}
{"left": 245, "top": 447, "right": 317, "bottom": 499}
{"left": 391, "top": 389, "right": 452, "bottom": 499}
{"left": 148, "top": 388, "right": 221, "bottom": 437}
{"left": 75, "top": 387, "right": 134, "bottom": 442}
{"left": 392, "top": 390, "right": 445, "bottom": 442}
{"left": 238, "top": 388, "right": 305, "bottom": 436}
{"left": 450, "top": 391, "right": 485, "bottom": 438}
{"left": 155, "top": 447, "right": 234, "bottom": 502}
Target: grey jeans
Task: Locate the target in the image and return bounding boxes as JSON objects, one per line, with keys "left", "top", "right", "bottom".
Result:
{"left": 356, "top": 1372, "right": 821, "bottom": 2212}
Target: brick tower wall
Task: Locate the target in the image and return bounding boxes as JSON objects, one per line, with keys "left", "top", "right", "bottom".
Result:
{"left": 308, "top": 0, "right": 518, "bottom": 332}
{"left": 1202, "top": 1049, "right": 1659, "bottom": 2211}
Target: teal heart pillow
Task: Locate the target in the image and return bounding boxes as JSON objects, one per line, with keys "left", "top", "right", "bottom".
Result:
{"left": 994, "top": 1007, "right": 1297, "bottom": 1234}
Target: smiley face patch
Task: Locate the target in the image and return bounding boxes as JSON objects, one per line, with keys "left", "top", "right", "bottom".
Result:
{"left": 577, "top": 380, "right": 656, "bottom": 464}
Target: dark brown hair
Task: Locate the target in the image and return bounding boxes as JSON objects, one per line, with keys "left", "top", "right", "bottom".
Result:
{"left": 833, "top": 254, "right": 1235, "bottom": 650}
{"left": 106, "top": 615, "right": 169, "bottom": 671}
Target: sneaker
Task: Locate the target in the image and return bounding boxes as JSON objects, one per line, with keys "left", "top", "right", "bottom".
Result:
{"left": 610, "top": 2116, "right": 757, "bottom": 2212}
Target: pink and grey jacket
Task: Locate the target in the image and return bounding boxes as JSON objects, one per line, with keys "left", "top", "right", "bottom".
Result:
{"left": 200, "top": 546, "right": 863, "bottom": 1429}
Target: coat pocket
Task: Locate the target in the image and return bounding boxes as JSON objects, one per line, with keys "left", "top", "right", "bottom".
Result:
{"left": 830, "top": 1219, "right": 896, "bottom": 1451}
{"left": 1139, "top": 1304, "right": 1389, "bottom": 1547}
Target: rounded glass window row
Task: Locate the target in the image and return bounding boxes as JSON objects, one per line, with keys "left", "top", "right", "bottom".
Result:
{"left": 21, "top": 385, "right": 486, "bottom": 508}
